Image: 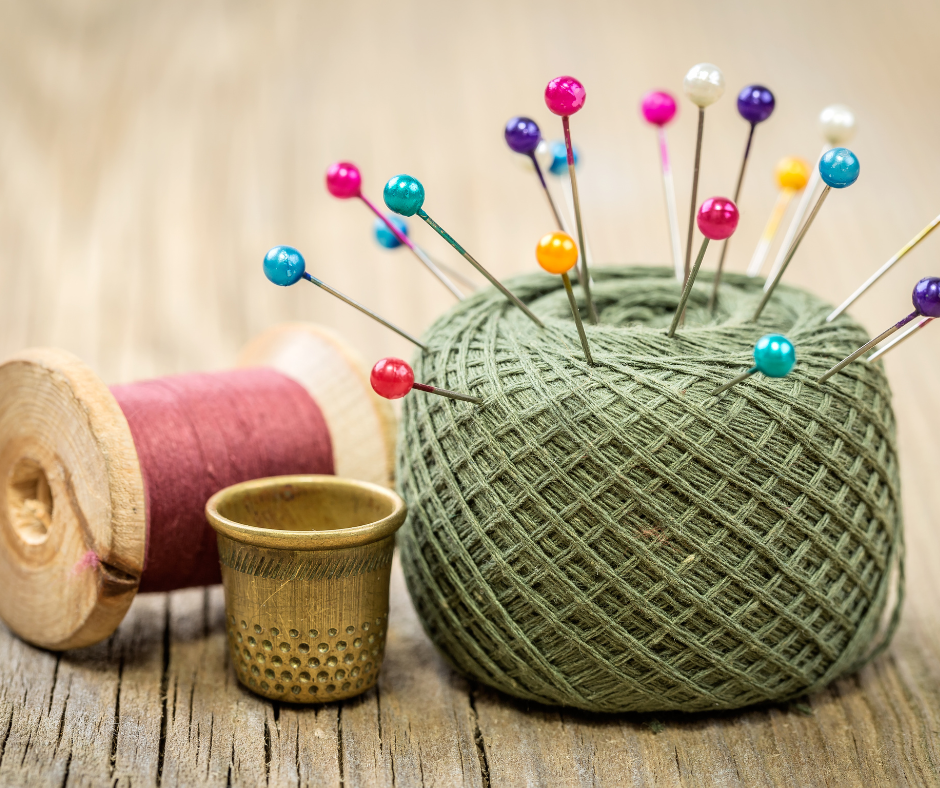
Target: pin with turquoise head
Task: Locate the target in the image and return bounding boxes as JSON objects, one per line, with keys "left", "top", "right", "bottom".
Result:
{"left": 326, "top": 161, "right": 463, "bottom": 300}
{"left": 709, "top": 85, "right": 776, "bottom": 310}
{"left": 711, "top": 334, "right": 796, "bottom": 395}
{"left": 383, "top": 174, "right": 544, "bottom": 328}
{"left": 263, "top": 245, "right": 427, "bottom": 350}
{"left": 505, "top": 117, "right": 565, "bottom": 230}
{"left": 753, "top": 147, "right": 860, "bottom": 322}
{"left": 818, "top": 276, "right": 940, "bottom": 383}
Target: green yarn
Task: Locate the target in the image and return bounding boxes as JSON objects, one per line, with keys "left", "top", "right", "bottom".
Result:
{"left": 397, "top": 266, "right": 903, "bottom": 713}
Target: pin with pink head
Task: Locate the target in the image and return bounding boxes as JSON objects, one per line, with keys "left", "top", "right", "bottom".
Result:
{"left": 544, "top": 75, "right": 597, "bottom": 324}
{"left": 667, "top": 197, "right": 739, "bottom": 337}
{"left": 641, "top": 91, "right": 682, "bottom": 281}
{"left": 370, "top": 358, "right": 481, "bottom": 404}
{"left": 325, "top": 161, "right": 464, "bottom": 300}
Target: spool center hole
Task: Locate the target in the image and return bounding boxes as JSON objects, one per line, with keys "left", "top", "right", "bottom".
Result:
{"left": 7, "top": 459, "right": 53, "bottom": 545}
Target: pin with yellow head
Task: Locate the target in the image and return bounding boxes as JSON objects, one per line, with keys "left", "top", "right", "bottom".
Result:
{"left": 746, "top": 156, "right": 811, "bottom": 278}
{"left": 536, "top": 232, "right": 594, "bottom": 365}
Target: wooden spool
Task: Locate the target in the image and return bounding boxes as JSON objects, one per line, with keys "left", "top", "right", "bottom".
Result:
{"left": 0, "top": 323, "right": 396, "bottom": 651}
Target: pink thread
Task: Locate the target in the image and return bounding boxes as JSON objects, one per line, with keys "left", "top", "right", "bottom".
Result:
{"left": 110, "top": 368, "right": 334, "bottom": 593}
{"left": 72, "top": 550, "right": 99, "bottom": 575}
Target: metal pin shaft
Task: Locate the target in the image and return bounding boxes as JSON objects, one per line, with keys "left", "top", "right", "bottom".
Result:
{"left": 412, "top": 382, "right": 481, "bottom": 404}
{"left": 817, "top": 311, "right": 919, "bottom": 383}
{"left": 668, "top": 237, "right": 710, "bottom": 337}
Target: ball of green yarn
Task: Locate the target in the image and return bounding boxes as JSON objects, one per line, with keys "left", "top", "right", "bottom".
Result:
{"left": 397, "top": 266, "right": 903, "bottom": 713}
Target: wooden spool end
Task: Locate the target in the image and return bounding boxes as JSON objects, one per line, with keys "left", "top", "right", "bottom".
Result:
{"left": 0, "top": 324, "right": 396, "bottom": 650}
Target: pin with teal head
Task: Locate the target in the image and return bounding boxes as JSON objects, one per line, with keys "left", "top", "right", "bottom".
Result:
{"left": 383, "top": 174, "right": 544, "bottom": 327}
{"left": 711, "top": 334, "right": 796, "bottom": 396}
{"left": 263, "top": 245, "right": 427, "bottom": 350}
{"left": 752, "top": 147, "right": 860, "bottom": 321}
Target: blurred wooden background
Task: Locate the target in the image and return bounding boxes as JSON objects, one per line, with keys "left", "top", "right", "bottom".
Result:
{"left": 1, "top": 0, "right": 940, "bottom": 785}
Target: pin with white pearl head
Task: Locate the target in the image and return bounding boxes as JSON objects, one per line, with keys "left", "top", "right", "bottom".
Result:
{"left": 752, "top": 147, "right": 860, "bottom": 322}
{"left": 766, "top": 105, "right": 856, "bottom": 286}
{"left": 867, "top": 316, "right": 934, "bottom": 362}
{"left": 682, "top": 64, "right": 725, "bottom": 285}
{"left": 827, "top": 212, "right": 940, "bottom": 322}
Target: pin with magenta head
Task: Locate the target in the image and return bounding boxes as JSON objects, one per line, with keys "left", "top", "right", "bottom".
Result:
{"left": 505, "top": 117, "right": 565, "bottom": 230}
{"left": 709, "top": 85, "right": 775, "bottom": 309}
{"left": 667, "top": 197, "right": 739, "bottom": 337}
{"left": 326, "top": 161, "right": 464, "bottom": 300}
{"left": 384, "top": 174, "right": 544, "bottom": 327}
{"left": 370, "top": 357, "right": 481, "bottom": 404}
{"left": 641, "top": 90, "right": 683, "bottom": 282}
{"left": 767, "top": 104, "right": 857, "bottom": 285}
{"left": 747, "top": 157, "right": 811, "bottom": 277}
{"left": 711, "top": 334, "right": 796, "bottom": 396}
{"left": 263, "top": 245, "right": 427, "bottom": 351}
{"left": 536, "top": 232, "right": 593, "bottom": 365}
{"left": 682, "top": 64, "right": 725, "bottom": 284}
{"left": 818, "top": 276, "right": 940, "bottom": 383}
{"left": 545, "top": 75, "right": 598, "bottom": 324}
{"left": 753, "top": 147, "right": 860, "bottom": 321}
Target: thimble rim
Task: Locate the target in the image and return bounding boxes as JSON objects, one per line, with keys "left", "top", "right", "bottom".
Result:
{"left": 205, "top": 474, "right": 406, "bottom": 551}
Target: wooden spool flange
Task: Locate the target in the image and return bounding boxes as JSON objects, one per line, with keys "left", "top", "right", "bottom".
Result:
{"left": 0, "top": 323, "right": 395, "bottom": 650}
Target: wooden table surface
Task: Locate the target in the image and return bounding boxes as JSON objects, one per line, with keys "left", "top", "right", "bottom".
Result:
{"left": 1, "top": 0, "right": 939, "bottom": 785}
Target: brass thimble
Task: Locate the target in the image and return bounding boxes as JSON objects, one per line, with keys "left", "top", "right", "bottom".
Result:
{"left": 205, "top": 475, "right": 406, "bottom": 703}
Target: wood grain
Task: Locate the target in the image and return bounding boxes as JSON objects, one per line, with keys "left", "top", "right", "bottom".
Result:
{"left": 0, "top": 0, "right": 939, "bottom": 784}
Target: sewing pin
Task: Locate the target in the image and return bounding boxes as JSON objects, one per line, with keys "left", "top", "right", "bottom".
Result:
{"left": 536, "top": 231, "right": 593, "bottom": 364}
{"left": 709, "top": 85, "right": 776, "bottom": 309}
{"left": 505, "top": 117, "right": 565, "bottom": 230}
{"left": 383, "top": 174, "right": 544, "bottom": 327}
{"left": 818, "top": 277, "right": 940, "bottom": 383}
{"left": 373, "top": 215, "right": 476, "bottom": 291}
{"left": 545, "top": 75, "right": 598, "bottom": 324}
{"left": 766, "top": 104, "right": 856, "bottom": 285}
{"left": 640, "top": 90, "right": 683, "bottom": 282}
{"left": 867, "top": 317, "right": 934, "bottom": 362}
{"left": 667, "top": 197, "right": 739, "bottom": 337}
{"left": 827, "top": 212, "right": 940, "bottom": 321}
{"left": 711, "top": 334, "right": 796, "bottom": 395}
{"left": 370, "top": 357, "right": 481, "bottom": 404}
{"left": 326, "top": 161, "right": 464, "bottom": 300}
{"left": 746, "top": 157, "right": 811, "bottom": 277}
{"left": 682, "top": 63, "right": 725, "bottom": 284}
{"left": 263, "top": 245, "right": 427, "bottom": 351}
{"left": 753, "top": 147, "right": 860, "bottom": 322}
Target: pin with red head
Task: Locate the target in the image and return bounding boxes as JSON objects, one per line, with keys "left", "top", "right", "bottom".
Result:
{"left": 818, "top": 277, "right": 940, "bottom": 383}
{"left": 370, "top": 358, "right": 481, "bottom": 404}
{"left": 326, "top": 161, "right": 464, "bottom": 300}
{"left": 641, "top": 90, "right": 683, "bottom": 282}
{"left": 545, "top": 75, "right": 598, "bottom": 324}
{"left": 667, "top": 197, "right": 739, "bottom": 337}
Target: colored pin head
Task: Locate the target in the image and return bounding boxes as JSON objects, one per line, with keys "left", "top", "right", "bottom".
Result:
{"left": 325, "top": 162, "right": 362, "bottom": 199}
{"left": 263, "top": 245, "right": 305, "bottom": 286}
{"left": 683, "top": 63, "right": 725, "bottom": 107}
{"left": 545, "top": 76, "right": 586, "bottom": 116}
{"left": 697, "top": 197, "right": 739, "bottom": 240}
{"left": 384, "top": 174, "right": 426, "bottom": 217}
{"left": 549, "top": 140, "right": 578, "bottom": 175}
{"left": 913, "top": 276, "right": 940, "bottom": 317}
{"left": 640, "top": 91, "right": 677, "bottom": 126}
{"left": 370, "top": 357, "right": 414, "bottom": 399}
{"left": 536, "top": 232, "right": 578, "bottom": 274}
{"left": 737, "top": 85, "right": 775, "bottom": 124}
{"left": 819, "top": 147, "right": 860, "bottom": 188}
{"left": 374, "top": 215, "right": 408, "bottom": 249}
{"left": 819, "top": 104, "right": 856, "bottom": 145}
{"left": 753, "top": 334, "right": 796, "bottom": 377}
{"left": 505, "top": 117, "right": 542, "bottom": 154}
{"left": 775, "top": 157, "right": 811, "bottom": 191}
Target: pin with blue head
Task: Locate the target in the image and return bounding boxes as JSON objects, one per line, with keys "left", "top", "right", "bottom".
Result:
{"left": 709, "top": 85, "right": 776, "bottom": 309}
{"left": 383, "top": 174, "right": 544, "bottom": 327}
{"left": 262, "top": 245, "right": 427, "bottom": 350}
{"left": 545, "top": 75, "right": 597, "bottom": 324}
{"left": 712, "top": 334, "right": 796, "bottom": 396}
{"left": 819, "top": 277, "right": 940, "bottom": 383}
{"left": 505, "top": 116, "right": 564, "bottom": 229}
{"left": 373, "top": 214, "right": 408, "bottom": 249}
{"left": 548, "top": 140, "right": 578, "bottom": 175}
{"left": 753, "top": 147, "right": 860, "bottom": 321}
